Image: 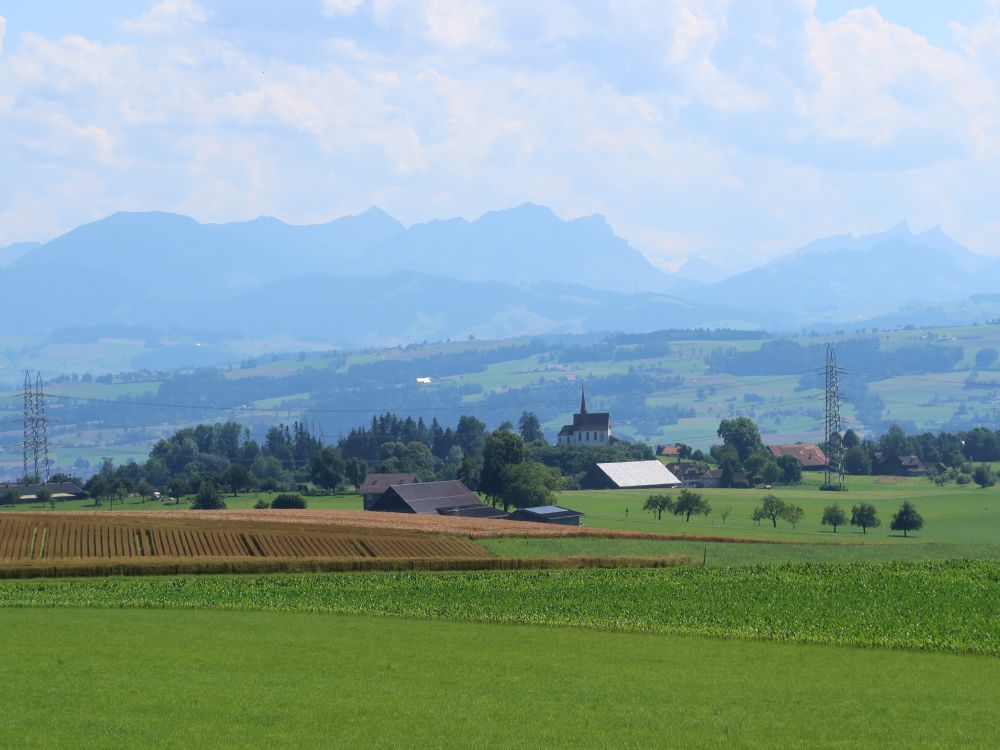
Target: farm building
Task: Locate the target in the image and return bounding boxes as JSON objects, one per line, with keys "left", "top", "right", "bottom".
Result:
{"left": 581, "top": 460, "right": 681, "bottom": 490}
{"left": 557, "top": 390, "right": 614, "bottom": 446}
{"left": 872, "top": 452, "right": 929, "bottom": 477}
{"left": 360, "top": 473, "right": 420, "bottom": 510}
{"left": 767, "top": 444, "right": 827, "bottom": 471}
{"left": 509, "top": 505, "right": 584, "bottom": 526}
{"left": 368, "top": 480, "right": 501, "bottom": 517}
{"left": 659, "top": 444, "right": 682, "bottom": 458}
{"left": 0, "top": 482, "right": 85, "bottom": 503}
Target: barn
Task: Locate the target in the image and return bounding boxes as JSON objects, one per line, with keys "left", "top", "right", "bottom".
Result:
{"left": 508, "top": 505, "right": 584, "bottom": 526}
{"left": 766, "top": 444, "right": 827, "bottom": 471}
{"left": 367, "top": 480, "right": 502, "bottom": 517}
{"left": 360, "top": 473, "right": 420, "bottom": 510}
{"left": 580, "top": 460, "right": 681, "bottom": 490}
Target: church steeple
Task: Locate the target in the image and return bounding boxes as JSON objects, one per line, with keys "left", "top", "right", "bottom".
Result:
{"left": 580, "top": 388, "right": 587, "bottom": 415}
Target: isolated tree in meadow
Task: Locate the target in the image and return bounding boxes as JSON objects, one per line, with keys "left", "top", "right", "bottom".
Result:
{"left": 821, "top": 504, "right": 847, "bottom": 533}
{"left": 518, "top": 411, "right": 544, "bottom": 443}
{"left": 344, "top": 457, "right": 368, "bottom": 493}
{"left": 643, "top": 494, "right": 674, "bottom": 520}
{"left": 719, "top": 506, "right": 732, "bottom": 526}
{"left": 973, "top": 464, "right": 995, "bottom": 488}
{"left": 673, "top": 489, "right": 711, "bottom": 522}
{"left": 850, "top": 503, "right": 881, "bottom": 534}
{"left": 890, "top": 501, "right": 924, "bottom": 537}
{"left": 755, "top": 494, "right": 787, "bottom": 528}
{"left": 780, "top": 504, "right": 804, "bottom": 530}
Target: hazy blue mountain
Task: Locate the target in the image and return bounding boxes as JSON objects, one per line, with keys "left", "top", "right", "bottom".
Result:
{"left": 697, "top": 225, "right": 999, "bottom": 324}
{"left": 8, "top": 203, "right": 675, "bottom": 302}
{"left": 0, "top": 241, "right": 41, "bottom": 267}
{"left": 11, "top": 208, "right": 405, "bottom": 300}
{"left": 362, "top": 204, "right": 680, "bottom": 294}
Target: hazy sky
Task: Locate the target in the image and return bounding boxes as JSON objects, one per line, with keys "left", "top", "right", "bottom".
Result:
{"left": 3, "top": 1, "right": 1000, "bottom": 270}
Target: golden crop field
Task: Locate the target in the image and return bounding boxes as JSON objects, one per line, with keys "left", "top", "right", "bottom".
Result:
{"left": 0, "top": 514, "right": 487, "bottom": 564}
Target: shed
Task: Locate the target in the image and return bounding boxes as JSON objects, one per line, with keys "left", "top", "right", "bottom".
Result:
{"left": 580, "top": 460, "right": 681, "bottom": 490}
{"left": 368, "top": 480, "right": 490, "bottom": 515}
{"left": 508, "top": 505, "right": 584, "bottom": 526}
{"left": 360, "top": 472, "right": 420, "bottom": 510}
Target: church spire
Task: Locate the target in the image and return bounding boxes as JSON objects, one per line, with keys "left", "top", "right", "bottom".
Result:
{"left": 580, "top": 388, "right": 587, "bottom": 415}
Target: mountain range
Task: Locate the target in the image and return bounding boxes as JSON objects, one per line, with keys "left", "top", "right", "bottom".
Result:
{"left": 3, "top": 205, "right": 1000, "bottom": 372}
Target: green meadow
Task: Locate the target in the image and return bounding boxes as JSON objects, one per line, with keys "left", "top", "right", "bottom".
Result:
{"left": 1, "top": 608, "right": 997, "bottom": 749}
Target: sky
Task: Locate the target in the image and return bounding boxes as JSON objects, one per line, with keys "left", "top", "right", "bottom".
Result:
{"left": 3, "top": 1, "right": 1000, "bottom": 271}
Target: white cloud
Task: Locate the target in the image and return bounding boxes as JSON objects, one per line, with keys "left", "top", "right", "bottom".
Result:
{"left": 322, "top": 0, "right": 365, "bottom": 18}
{"left": 122, "top": 0, "right": 208, "bottom": 35}
{"left": 4, "top": 1, "right": 1000, "bottom": 263}
{"left": 0, "top": 15, "right": 6, "bottom": 55}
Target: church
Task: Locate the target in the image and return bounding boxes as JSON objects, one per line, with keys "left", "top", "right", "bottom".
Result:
{"left": 557, "top": 390, "right": 612, "bottom": 446}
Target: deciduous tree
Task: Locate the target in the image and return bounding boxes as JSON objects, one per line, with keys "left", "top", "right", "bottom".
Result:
{"left": 673, "top": 489, "right": 711, "bottom": 522}
{"left": 780, "top": 504, "right": 804, "bottom": 529}
{"left": 851, "top": 503, "right": 881, "bottom": 534}
{"left": 643, "top": 494, "right": 673, "bottom": 520}
{"left": 821, "top": 504, "right": 847, "bottom": 533}
{"left": 890, "top": 501, "right": 924, "bottom": 537}
{"left": 754, "top": 494, "right": 786, "bottom": 528}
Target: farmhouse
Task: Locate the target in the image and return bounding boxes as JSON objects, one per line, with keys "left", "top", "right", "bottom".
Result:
{"left": 557, "top": 390, "right": 613, "bottom": 446}
{"left": 368, "top": 480, "right": 500, "bottom": 516}
{"left": 659, "top": 444, "right": 682, "bottom": 458}
{"left": 581, "top": 460, "right": 681, "bottom": 490}
{"left": 766, "top": 444, "right": 827, "bottom": 471}
{"left": 360, "top": 473, "right": 420, "bottom": 510}
{"left": 509, "top": 505, "right": 584, "bottom": 526}
{"left": 0, "top": 482, "right": 85, "bottom": 503}
{"left": 872, "top": 452, "right": 928, "bottom": 477}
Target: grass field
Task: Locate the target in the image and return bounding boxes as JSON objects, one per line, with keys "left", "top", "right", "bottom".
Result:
{"left": 552, "top": 472, "right": 1000, "bottom": 545}
{"left": 3, "top": 561, "right": 996, "bottom": 654}
{"left": 1, "top": 608, "right": 997, "bottom": 749}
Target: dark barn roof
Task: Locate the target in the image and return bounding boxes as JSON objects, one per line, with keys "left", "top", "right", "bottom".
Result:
{"left": 437, "top": 504, "right": 508, "bottom": 519}
{"left": 360, "top": 473, "right": 420, "bottom": 494}
{"left": 369, "top": 480, "right": 487, "bottom": 514}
